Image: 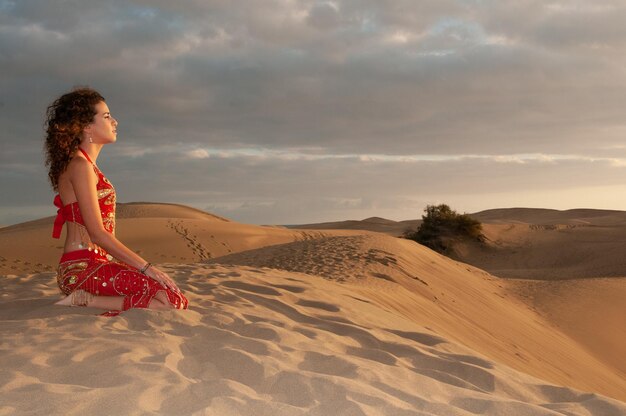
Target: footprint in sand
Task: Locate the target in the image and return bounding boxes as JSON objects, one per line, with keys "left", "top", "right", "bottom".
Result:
{"left": 296, "top": 299, "right": 340, "bottom": 312}
{"left": 221, "top": 280, "right": 281, "bottom": 296}
{"left": 298, "top": 351, "right": 359, "bottom": 378}
{"left": 346, "top": 346, "right": 397, "bottom": 366}
{"left": 269, "top": 284, "right": 306, "bottom": 293}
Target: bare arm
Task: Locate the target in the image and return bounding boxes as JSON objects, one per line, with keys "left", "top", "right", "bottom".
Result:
{"left": 70, "top": 159, "right": 179, "bottom": 292}
{"left": 71, "top": 158, "right": 144, "bottom": 268}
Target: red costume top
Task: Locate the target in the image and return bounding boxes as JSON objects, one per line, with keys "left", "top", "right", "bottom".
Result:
{"left": 52, "top": 147, "right": 116, "bottom": 238}
{"left": 52, "top": 147, "right": 189, "bottom": 316}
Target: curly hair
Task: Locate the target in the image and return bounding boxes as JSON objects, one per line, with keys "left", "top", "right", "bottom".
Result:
{"left": 44, "top": 87, "right": 105, "bottom": 191}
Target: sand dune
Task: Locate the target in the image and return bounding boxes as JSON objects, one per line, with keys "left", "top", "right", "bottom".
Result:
{"left": 3, "top": 264, "right": 626, "bottom": 415}
{"left": 471, "top": 207, "right": 626, "bottom": 226}
{"left": 286, "top": 216, "right": 421, "bottom": 237}
{"left": 508, "top": 277, "right": 626, "bottom": 377}
{"left": 276, "top": 208, "right": 626, "bottom": 404}
{"left": 0, "top": 203, "right": 358, "bottom": 275}
{"left": 435, "top": 209, "right": 626, "bottom": 280}
{"left": 454, "top": 222, "right": 626, "bottom": 279}
{"left": 117, "top": 201, "right": 232, "bottom": 221}
{"left": 290, "top": 207, "right": 626, "bottom": 279}
{"left": 454, "top": 208, "right": 626, "bottom": 279}
{"left": 208, "top": 234, "right": 626, "bottom": 401}
{"left": 1, "top": 203, "right": 625, "bottom": 415}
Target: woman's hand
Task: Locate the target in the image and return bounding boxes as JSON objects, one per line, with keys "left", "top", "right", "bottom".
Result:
{"left": 145, "top": 266, "right": 181, "bottom": 293}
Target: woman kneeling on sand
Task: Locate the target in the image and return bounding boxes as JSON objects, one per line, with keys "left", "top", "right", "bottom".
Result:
{"left": 45, "top": 87, "right": 189, "bottom": 316}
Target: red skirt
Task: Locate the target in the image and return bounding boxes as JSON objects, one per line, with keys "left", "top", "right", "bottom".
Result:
{"left": 57, "top": 249, "right": 188, "bottom": 317}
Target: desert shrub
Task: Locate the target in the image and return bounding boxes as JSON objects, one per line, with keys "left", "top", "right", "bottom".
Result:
{"left": 402, "top": 204, "right": 485, "bottom": 253}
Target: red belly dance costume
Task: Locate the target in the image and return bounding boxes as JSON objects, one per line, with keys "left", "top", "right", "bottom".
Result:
{"left": 53, "top": 148, "right": 188, "bottom": 317}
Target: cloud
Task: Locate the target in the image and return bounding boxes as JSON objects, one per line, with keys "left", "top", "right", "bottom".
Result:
{"left": 3, "top": 145, "right": 626, "bottom": 225}
{"left": 2, "top": 0, "right": 626, "bottom": 224}
{"left": 185, "top": 148, "right": 211, "bottom": 159}
{"left": 4, "top": 0, "right": 626, "bottom": 155}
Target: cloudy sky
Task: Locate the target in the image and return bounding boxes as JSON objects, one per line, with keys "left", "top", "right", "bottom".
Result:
{"left": 2, "top": 0, "right": 626, "bottom": 226}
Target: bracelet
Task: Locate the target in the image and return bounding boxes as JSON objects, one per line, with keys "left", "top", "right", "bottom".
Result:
{"left": 139, "top": 262, "right": 152, "bottom": 275}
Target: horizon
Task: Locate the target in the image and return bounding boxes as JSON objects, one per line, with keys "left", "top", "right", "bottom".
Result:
{"left": 3, "top": 2, "right": 626, "bottom": 226}
{"left": 3, "top": 201, "right": 626, "bottom": 229}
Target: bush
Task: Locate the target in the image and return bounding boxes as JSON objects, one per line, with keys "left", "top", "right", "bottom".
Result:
{"left": 402, "top": 204, "right": 485, "bottom": 253}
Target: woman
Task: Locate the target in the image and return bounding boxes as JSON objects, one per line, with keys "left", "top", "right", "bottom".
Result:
{"left": 46, "top": 87, "right": 189, "bottom": 316}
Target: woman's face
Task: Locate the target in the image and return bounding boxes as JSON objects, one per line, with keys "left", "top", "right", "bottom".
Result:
{"left": 85, "top": 101, "right": 118, "bottom": 144}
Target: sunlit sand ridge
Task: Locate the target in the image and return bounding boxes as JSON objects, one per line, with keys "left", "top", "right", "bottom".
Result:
{"left": 1, "top": 203, "right": 625, "bottom": 415}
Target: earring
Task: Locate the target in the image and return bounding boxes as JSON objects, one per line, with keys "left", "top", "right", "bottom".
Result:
{"left": 89, "top": 137, "right": 93, "bottom": 143}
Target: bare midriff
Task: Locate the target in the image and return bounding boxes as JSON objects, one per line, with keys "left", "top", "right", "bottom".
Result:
{"left": 63, "top": 221, "right": 103, "bottom": 254}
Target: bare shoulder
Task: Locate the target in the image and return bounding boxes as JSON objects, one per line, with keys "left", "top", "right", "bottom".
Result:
{"left": 66, "top": 155, "right": 97, "bottom": 182}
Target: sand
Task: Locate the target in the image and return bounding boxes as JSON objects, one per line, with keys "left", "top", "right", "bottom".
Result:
{"left": 437, "top": 208, "right": 626, "bottom": 281}
{"left": 1, "top": 203, "right": 625, "bottom": 415}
